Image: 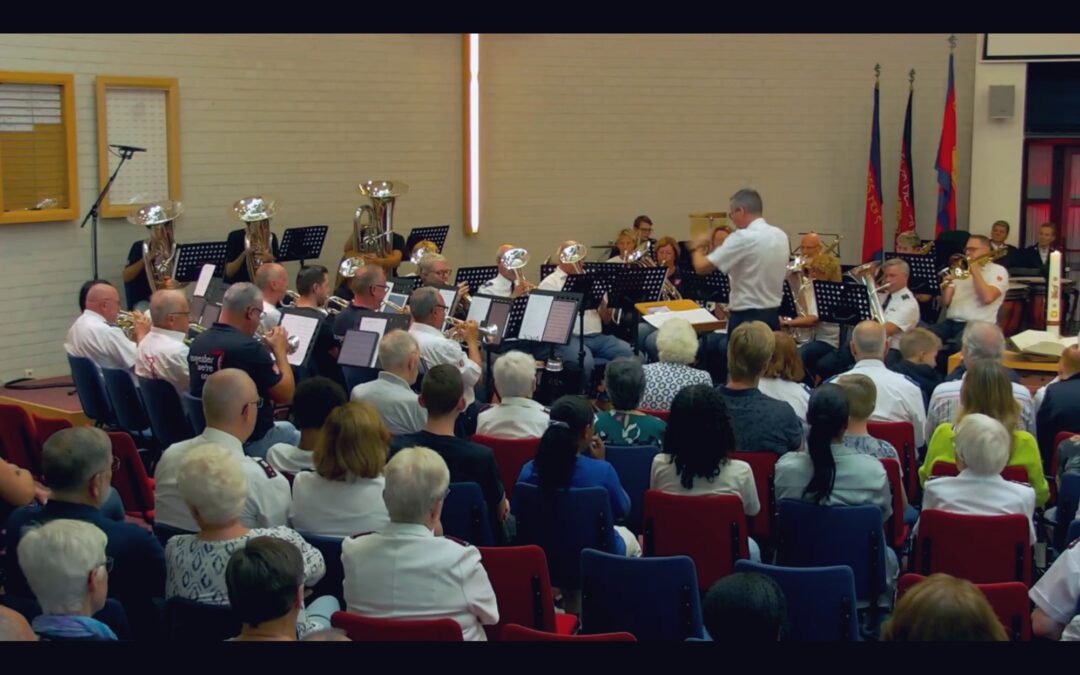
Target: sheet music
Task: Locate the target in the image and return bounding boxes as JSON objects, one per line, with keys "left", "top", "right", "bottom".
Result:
{"left": 358, "top": 317, "right": 390, "bottom": 367}
{"left": 194, "top": 264, "right": 216, "bottom": 298}
{"left": 338, "top": 330, "right": 380, "bottom": 368}
{"left": 279, "top": 313, "right": 320, "bottom": 367}
{"left": 467, "top": 296, "right": 492, "bottom": 324}
{"left": 642, "top": 307, "right": 720, "bottom": 329}
{"left": 542, "top": 299, "right": 577, "bottom": 343}
{"left": 519, "top": 294, "right": 553, "bottom": 341}
{"left": 438, "top": 288, "right": 457, "bottom": 330}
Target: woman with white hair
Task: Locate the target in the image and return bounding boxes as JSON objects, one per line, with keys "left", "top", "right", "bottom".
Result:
{"left": 18, "top": 519, "right": 115, "bottom": 640}
{"left": 640, "top": 318, "right": 713, "bottom": 411}
{"left": 476, "top": 350, "right": 550, "bottom": 438}
{"left": 164, "top": 444, "right": 338, "bottom": 636}
{"left": 342, "top": 446, "right": 499, "bottom": 641}
{"left": 920, "top": 413, "right": 1037, "bottom": 544}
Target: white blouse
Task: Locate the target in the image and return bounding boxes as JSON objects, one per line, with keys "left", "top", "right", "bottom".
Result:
{"left": 289, "top": 472, "right": 390, "bottom": 538}
{"left": 650, "top": 453, "right": 760, "bottom": 516}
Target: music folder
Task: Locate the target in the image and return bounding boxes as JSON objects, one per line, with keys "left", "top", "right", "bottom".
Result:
{"left": 508, "top": 290, "right": 580, "bottom": 346}
{"left": 338, "top": 330, "right": 381, "bottom": 368}
{"left": 278, "top": 310, "right": 321, "bottom": 368}
{"left": 469, "top": 293, "right": 513, "bottom": 347}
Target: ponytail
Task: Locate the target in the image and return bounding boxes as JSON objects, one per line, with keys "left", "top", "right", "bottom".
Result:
{"left": 802, "top": 384, "right": 848, "bottom": 504}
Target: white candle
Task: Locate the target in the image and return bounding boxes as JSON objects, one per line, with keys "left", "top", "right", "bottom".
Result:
{"left": 1048, "top": 250, "right": 1062, "bottom": 339}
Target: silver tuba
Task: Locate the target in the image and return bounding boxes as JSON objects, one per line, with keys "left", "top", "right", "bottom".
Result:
{"left": 233, "top": 196, "right": 276, "bottom": 281}
{"left": 784, "top": 268, "right": 815, "bottom": 345}
{"left": 128, "top": 201, "right": 183, "bottom": 292}
{"left": 353, "top": 180, "right": 408, "bottom": 258}
{"left": 846, "top": 261, "right": 889, "bottom": 325}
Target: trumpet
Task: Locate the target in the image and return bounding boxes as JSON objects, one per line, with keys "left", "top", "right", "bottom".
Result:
{"left": 381, "top": 297, "right": 408, "bottom": 314}
{"left": 254, "top": 324, "right": 300, "bottom": 355}
{"left": 938, "top": 248, "right": 1007, "bottom": 282}
{"left": 114, "top": 310, "right": 148, "bottom": 341}
{"left": 326, "top": 296, "right": 350, "bottom": 315}
{"left": 445, "top": 317, "right": 498, "bottom": 344}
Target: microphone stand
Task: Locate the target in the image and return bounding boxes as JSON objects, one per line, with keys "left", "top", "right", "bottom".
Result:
{"left": 79, "top": 148, "right": 136, "bottom": 279}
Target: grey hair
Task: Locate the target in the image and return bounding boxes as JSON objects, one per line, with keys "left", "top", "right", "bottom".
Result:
{"left": 223, "top": 282, "right": 263, "bottom": 314}
{"left": 378, "top": 329, "right": 419, "bottom": 371}
{"left": 409, "top": 286, "right": 440, "bottom": 321}
{"left": 852, "top": 320, "right": 887, "bottom": 360}
{"left": 493, "top": 350, "right": 537, "bottom": 399}
{"left": 42, "top": 427, "right": 111, "bottom": 493}
{"left": 962, "top": 321, "right": 1005, "bottom": 364}
{"left": 418, "top": 253, "right": 447, "bottom": 277}
{"left": 882, "top": 258, "right": 910, "bottom": 276}
{"left": 149, "top": 289, "right": 187, "bottom": 326}
{"left": 18, "top": 519, "right": 107, "bottom": 615}
{"left": 605, "top": 356, "right": 646, "bottom": 410}
{"left": 954, "top": 413, "right": 1011, "bottom": 476}
{"left": 382, "top": 446, "right": 450, "bottom": 524}
{"left": 178, "top": 443, "right": 249, "bottom": 525}
{"left": 656, "top": 317, "right": 699, "bottom": 365}
{"left": 350, "top": 264, "right": 384, "bottom": 295}
{"left": 729, "top": 188, "right": 763, "bottom": 215}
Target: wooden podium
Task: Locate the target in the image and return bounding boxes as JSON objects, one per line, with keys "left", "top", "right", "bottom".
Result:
{"left": 634, "top": 299, "right": 726, "bottom": 334}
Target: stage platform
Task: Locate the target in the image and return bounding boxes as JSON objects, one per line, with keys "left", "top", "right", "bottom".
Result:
{"left": 0, "top": 376, "right": 90, "bottom": 426}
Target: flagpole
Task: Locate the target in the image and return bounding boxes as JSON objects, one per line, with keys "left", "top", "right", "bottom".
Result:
{"left": 876, "top": 63, "right": 883, "bottom": 262}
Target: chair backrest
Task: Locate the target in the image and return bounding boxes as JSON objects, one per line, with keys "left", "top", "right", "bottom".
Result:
{"left": 501, "top": 623, "right": 635, "bottom": 642}
{"left": 640, "top": 409, "right": 670, "bottom": 422}
{"left": 300, "top": 532, "right": 345, "bottom": 606}
{"left": 867, "top": 421, "right": 917, "bottom": 499}
{"left": 165, "top": 597, "right": 242, "bottom": 641}
{"left": 734, "top": 560, "right": 860, "bottom": 641}
{"left": 729, "top": 451, "right": 778, "bottom": 544}
{"left": 153, "top": 522, "right": 195, "bottom": 548}
{"left": 478, "top": 545, "right": 559, "bottom": 640}
{"left": 879, "top": 458, "right": 909, "bottom": 550}
{"left": 896, "top": 573, "right": 1031, "bottom": 641}
{"left": 330, "top": 611, "right": 463, "bottom": 641}
{"left": 100, "top": 367, "right": 150, "bottom": 434}
{"left": 1053, "top": 431, "right": 1076, "bottom": 478}
{"left": 929, "top": 461, "right": 1030, "bottom": 484}
{"left": 136, "top": 376, "right": 196, "bottom": 447}
{"left": 643, "top": 490, "right": 748, "bottom": 590}
{"left": 0, "top": 403, "right": 41, "bottom": 476}
{"left": 512, "top": 483, "right": 615, "bottom": 589}
{"left": 67, "top": 354, "right": 115, "bottom": 426}
{"left": 913, "top": 510, "right": 1032, "bottom": 585}
{"left": 180, "top": 391, "right": 207, "bottom": 435}
{"left": 580, "top": 549, "right": 704, "bottom": 641}
{"left": 605, "top": 444, "right": 661, "bottom": 535}
{"left": 471, "top": 434, "right": 540, "bottom": 500}
{"left": 1068, "top": 518, "right": 1080, "bottom": 546}
{"left": 441, "top": 481, "right": 495, "bottom": 546}
{"left": 1056, "top": 474, "right": 1080, "bottom": 550}
{"left": 31, "top": 414, "right": 74, "bottom": 475}
{"left": 776, "top": 500, "right": 887, "bottom": 604}
{"left": 107, "top": 431, "right": 155, "bottom": 519}
{"left": 342, "top": 365, "right": 379, "bottom": 393}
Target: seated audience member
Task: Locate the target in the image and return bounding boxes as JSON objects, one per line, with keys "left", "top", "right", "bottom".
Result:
{"left": 476, "top": 350, "right": 550, "bottom": 439}
{"left": 390, "top": 365, "right": 509, "bottom": 544}
{"left": 717, "top": 321, "right": 803, "bottom": 455}
{"left": 757, "top": 331, "right": 812, "bottom": 424}
{"left": 1054, "top": 434, "right": 1080, "bottom": 481}
{"left": 784, "top": 253, "right": 843, "bottom": 381}
{"left": 1036, "top": 345, "right": 1080, "bottom": 464}
{"left": 919, "top": 361, "right": 1048, "bottom": 507}
{"left": 594, "top": 357, "right": 666, "bottom": 447}
{"left": 703, "top": 572, "right": 787, "bottom": 642}
{"left": 289, "top": 402, "right": 391, "bottom": 537}
{"left": 342, "top": 447, "right": 499, "bottom": 641}
{"left": 1032, "top": 515, "right": 1080, "bottom": 640}
{"left": 134, "top": 289, "right": 191, "bottom": 393}
{"left": 154, "top": 369, "right": 291, "bottom": 531}
{"left": 65, "top": 280, "right": 149, "bottom": 369}
{"left": 920, "top": 414, "right": 1037, "bottom": 544}
{"left": 18, "top": 520, "right": 116, "bottom": 641}
{"left": 889, "top": 327, "right": 943, "bottom": 408}
{"left": 1, "top": 456, "right": 41, "bottom": 523}
{"left": 226, "top": 537, "right": 311, "bottom": 642}
{"left": 0, "top": 605, "right": 37, "bottom": 642}
{"left": 833, "top": 375, "right": 902, "bottom": 464}
{"left": 165, "top": 444, "right": 335, "bottom": 636}
{"left": 350, "top": 329, "right": 427, "bottom": 436}
{"left": 267, "top": 376, "right": 346, "bottom": 474}
{"left": 882, "top": 574, "right": 1007, "bottom": 642}
{"left": 640, "top": 318, "right": 713, "bottom": 411}
{"left": 4, "top": 428, "right": 164, "bottom": 640}
{"left": 651, "top": 384, "right": 761, "bottom": 560}
{"left": 516, "top": 395, "right": 641, "bottom": 557}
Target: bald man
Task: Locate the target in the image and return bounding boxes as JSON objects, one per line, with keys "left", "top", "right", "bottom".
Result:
{"left": 135, "top": 290, "right": 192, "bottom": 393}
{"left": 1036, "top": 345, "right": 1080, "bottom": 463}
{"left": 153, "top": 368, "right": 291, "bottom": 531}
{"left": 65, "top": 280, "right": 149, "bottom": 370}
{"left": 255, "top": 262, "right": 288, "bottom": 333}
{"left": 799, "top": 232, "right": 823, "bottom": 263}
{"left": 477, "top": 244, "right": 533, "bottom": 298}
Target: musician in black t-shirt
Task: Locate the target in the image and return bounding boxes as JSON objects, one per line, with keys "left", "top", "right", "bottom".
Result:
{"left": 286, "top": 265, "right": 345, "bottom": 390}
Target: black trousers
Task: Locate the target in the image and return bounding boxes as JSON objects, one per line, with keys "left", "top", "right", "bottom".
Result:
{"left": 728, "top": 307, "right": 781, "bottom": 335}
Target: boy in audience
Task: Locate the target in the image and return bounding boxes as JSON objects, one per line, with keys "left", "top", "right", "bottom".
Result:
{"left": 835, "top": 373, "right": 910, "bottom": 514}
{"left": 889, "top": 327, "right": 942, "bottom": 409}
{"left": 266, "top": 377, "right": 346, "bottom": 474}
{"left": 703, "top": 573, "right": 787, "bottom": 642}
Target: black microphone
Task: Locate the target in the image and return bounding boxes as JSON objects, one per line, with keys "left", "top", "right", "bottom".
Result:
{"left": 109, "top": 144, "right": 147, "bottom": 153}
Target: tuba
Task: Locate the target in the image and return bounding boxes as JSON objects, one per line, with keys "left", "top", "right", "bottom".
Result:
{"left": 128, "top": 201, "right": 183, "bottom": 292}
{"left": 784, "top": 269, "right": 814, "bottom": 345}
{"left": 847, "top": 261, "right": 889, "bottom": 324}
{"left": 353, "top": 180, "right": 408, "bottom": 258}
{"left": 233, "top": 196, "right": 276, "bottom": 281}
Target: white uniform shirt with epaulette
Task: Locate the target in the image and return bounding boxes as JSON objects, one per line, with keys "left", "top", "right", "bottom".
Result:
{"left": 880, "top": 286, "right": 920, "bottom": 351}
{"left": 476, "top": 397, "right": 550, "bottom": 439}
{"left": 946, "top": 261, "right": 1009, "bottom": 323}
{"left": 1031, "top": 534, "right": 1080, "bottom": 629}
{"left": 829, "top": 359, "right": 928, "bottom": 447}
{"left": 153, "top": 427, "right": 291, "bottom": 531}
{"left": 64, "top": 309, "right": 138, "bottom": 370}
{"left": 477, "top": 274, "right": 513, "bottom": 298}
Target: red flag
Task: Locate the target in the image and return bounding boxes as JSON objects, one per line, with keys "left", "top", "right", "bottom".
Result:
{"left": 896, "top": 86, "right": 917, "bottom": 241}
{"left": 862, "top": 80, "right": 883, "bottom": 263}
{"left": 935, "top": 52, "right": 957, "bottom": 236}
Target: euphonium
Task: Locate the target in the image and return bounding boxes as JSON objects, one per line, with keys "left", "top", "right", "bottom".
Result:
{"left": 128, "top": 201, "right": 183, "bottom": 292}
{"left": 233, "top": 196, "right": 276, "bottom": 281}
{"left": 846, "top": 262, "right": 890, "bottom": 324}
{"left": 410, "top": 240, "right": 439, "bottom": 265}
{"left": 627, "top": 242, "right": 680, "bottom": 301}
{"left": 502, "top": 246, "right": 532, "bottom": 286}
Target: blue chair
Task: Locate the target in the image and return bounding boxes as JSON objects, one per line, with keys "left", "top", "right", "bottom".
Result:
{"left": 67, "top": 354, "right": 116, "bottom": 427}
{"left": 153, "top": 522, "right": 195, "bottom": 548}
{"left": 165, "top": 597, "right": 241, "bottom": 641}
{"left": 605, "top": 444, "right": 661, "bottom": 535}
{"left": 776, "top": 500, "right": 887, "bottom": 613}
{"left": 512, "top": 484, "right": 616, "bottom": 589}
{"left": 342, "top": 365, "right": 378, "bottom": 394}
{"left": 441, "top": 482, "right": 495, "bottom": 546}
{"left": 1069, "top": 519, "right": 1080, "bottom": 546}
{"left": 137, "top": 376, "right": 196, "bottom": 447}
{"left": 180, "top": 391, "right": 207, "bottom": 435}
{"left": 1055, "top": 473, "right": 1080, "bottom": 550}
{"left": 100, "top": 367, "right": 152, "bottom": 443}
{"left": 301, "top": 532, "right": 346, "bottom": 606}
{"left": 580, "top": 549, "right": 704, "bottom": 641}
{"left": 734, "top": 560, "right": 860, "bottom": 641}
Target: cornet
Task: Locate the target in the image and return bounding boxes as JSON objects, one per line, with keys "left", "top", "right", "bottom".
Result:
{"left": 445, "top": 317, "right": 499, "bottom": 344}
{"left": 280, "top": 290, "right": 301, "bottom": 307}
{"left": 326, "top": 296, "right": 350, "bottom": 315}
{"left": 938, "top": 248, "right": 1007, "bottom": 282}
{"left": 114, "top": 310, "right": 148, "bottom": 341}
{"left": 184, "top": 322, "right": 207, "bottom": 346}
{"left": 254, "top": 324, "right": 300, "bottom": 355}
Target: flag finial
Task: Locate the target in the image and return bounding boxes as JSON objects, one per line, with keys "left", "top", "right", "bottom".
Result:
{"left": 948, "top": 34, "right": 957, "bottom": 51}
{"left": 909, "top": 69, "right": 916, "bottom": 86}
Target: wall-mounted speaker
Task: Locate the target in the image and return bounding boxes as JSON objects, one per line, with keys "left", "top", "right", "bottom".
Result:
{"left": 989, "top": 85, "right": 1015, "bottom": 120}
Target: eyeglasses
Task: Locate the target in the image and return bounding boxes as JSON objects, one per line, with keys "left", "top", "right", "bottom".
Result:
{"left": 371, "top": 284, "right": 389, "bottom": 292}
{"left": 242, "top": 398, "right": 265, "bottom": 415}
{"left": 247, "top": 306, "right": 265, "bottom": 319}
{"left": 433, "top": 269, "right": 453, "bottom": 278}
{"left": 434, "top": 304, "right": 448, "bottom": 313}
{"left": 92, "top": 557, "right": 114, "bottom": 575}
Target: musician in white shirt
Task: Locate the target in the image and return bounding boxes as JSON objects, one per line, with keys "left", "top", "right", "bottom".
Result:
{"left": 135, "top": 290, "right": 191, "bottom": 393}
{"left": 932, "top": 235, "right": 1009, "bottom": 366}
{"left": 477, "top": 244, "right": 534, "bottom": 299}
{"left": 254, "top": 263, "right": 287, "bottom": 333}
{"left": 879, "top": 259, "right": 921, "bottom": 364}
{"left": 691, "top": 188, "right": 789, "bottom": 335}
{"left": 476, "top": 350, "right": 549, "bottom": 439}
{"left": 408, "top": 287, "right": 482, "bottom": 406}
{"left": 65, "top": 281, "right": 149, "bottom": 370}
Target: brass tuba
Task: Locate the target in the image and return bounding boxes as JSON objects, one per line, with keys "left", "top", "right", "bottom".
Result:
{"left": 353, "top": 180, "right": 408, "bottom": 258}
{"left": 233, "top": 196, "right": 276, "bottom": 281}
{"left": 846, "top": 261, "right": 889, "bottom": 324}
{"left": 128, "top": 201, "right": 183, "bottom": 292}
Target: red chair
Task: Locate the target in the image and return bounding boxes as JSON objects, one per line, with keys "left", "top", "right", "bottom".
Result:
{"left": 501, "top": 623, "right": 635, "bottom": 642}
{"left": 471, "top": 434, "right": 540, "bottom": 500}
{"left": 0, "top": 403, "right": 41, "bottom": 476}
{"left": 107, "top": 432, "right": 155, "bottom": 521}
{"left": 477, "top": 545, "right": 578, "bottom": 640}
{"left": 640, "top": 409, "right": 670, "bottom": 422}
{"left": 912, "top": 510, "right": 1033, "bottom": 586}
{"left": 867, "top": 421, "right": 917, "bottom": 500}
{"left": 928, "top": 461, "right": 1030, "bottom": 484}
{"left": 880, "top": 458, "right": 909, "bottom": 550}
{"left": 330, "top": 611, "right": 464, "bottom": 641}
{"left": 642, "top": 490, "right": 749, "bottom": 590}
{"left": 31, "top": 414, "right": 74, "bottom": 472}
{"left": 729, "top": 451, "right": 777, "bottom": 544}
{"left": 896, "top": 573, "right": 1031, "bottom": 640}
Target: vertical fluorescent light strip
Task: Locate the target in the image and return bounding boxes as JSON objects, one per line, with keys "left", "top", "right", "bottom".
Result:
{"left": 469, "top": 33, "right": 480, "bottom": 234}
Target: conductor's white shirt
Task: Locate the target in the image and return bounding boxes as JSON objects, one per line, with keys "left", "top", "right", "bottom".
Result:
{"left": 946, "top": 262, "right": 1009, "bottom": 323}
{"left": 705, "top": 218, "right": 789, "bottom": 312}
{"left": 64, "top": 309, "right": 137, "bottom": 370}
{"left": 831, "top": 359, "right": 928, "bottom": 447}
{"left": 410, "top": 323, "right": 481, "bottom": 406}
{"left": 135, "top": 327, "right": 190, "bottom": 393}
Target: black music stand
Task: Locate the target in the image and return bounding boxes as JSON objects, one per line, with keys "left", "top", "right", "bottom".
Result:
{"left": 405, "top": 225, "right": 450, "bottom": 255}
{"left": 610, "top": 267, "right": 668, "bottom": 357}
{"left": 780, "top": 280, "right": 801, "bottom": 319}
{"left": 456, "top": 266, "right": 499, "bottom": 296}
{"left": 679, "top": 265, "right": 730, "bottom": 305}
{"left": 564, "top": 272, "right": 616, "bottom": 378}
{"left": 469, "top": 294, "right": 515, "bottom": 393}
{"left": 812, "top": 280, "right": 875, "bottom": 326}
{"left": 388, "top": 276, "right": 422, "bottom": 296}
{"left": 278, "top": 225, "right": 328, "bottom": 265}
{"left": 504, "top": 291, "right": 582, "bottom": 391}
{"left": 539, "top": 264, "right": 557, "bottom": 281}
{"left": 175, "top": 242, "right": 229, "bottom": 282}
{"left": 883, "top": 251, "right": 941, "bottom": 294}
